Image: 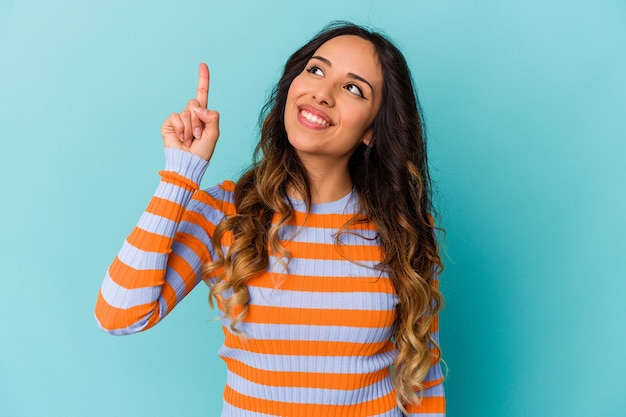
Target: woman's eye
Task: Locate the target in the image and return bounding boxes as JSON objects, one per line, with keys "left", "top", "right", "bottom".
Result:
{"left": 346, "top": 83, "right": 364, "bottom": 98}
{"left": 306, "top": 66, "right": 324, "bottom": 76}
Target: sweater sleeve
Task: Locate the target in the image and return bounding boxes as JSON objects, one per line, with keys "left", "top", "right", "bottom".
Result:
{"left": 94, "top": 148, "right": 217, "bottom": 335}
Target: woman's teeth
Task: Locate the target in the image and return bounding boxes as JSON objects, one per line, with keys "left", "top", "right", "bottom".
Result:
{"left": 301, "top": 110, "right": 329, "bottom": 127}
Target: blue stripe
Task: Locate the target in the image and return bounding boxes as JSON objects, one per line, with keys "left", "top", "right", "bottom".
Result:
{"left": 218, "top": 348, "right": 397, "bottom": 374}
{"left": 225, "top": 370, "right": 395, "bottom": 405}
{"left": 267, "top": 257, "right": 385, "bottom": 278}
{"left": 163, "top": 147, "right": 209, "bottom": 182}
{"left": 136, "top": 212, "right": 179, "bottom": 236}
{"left": 278, "top": 224, "right": 379, "bottom": 245}
{"left": 100, "top": 273, "right": 160, "bottom": 308}
{"left": 423, "top": 365, "right": 445, "bottom": 389}
{"left": 286, "top": 189, "right": 360, "bottom": 215}
{"left": 407, "top": 414, "right": 445, "bottom": 417}
{"left": 222, "top": 321, "right": 394, "bottom": 344}
{"left": 247, "top": 286, "right": 397, "bottom": 311}
{"left": 205, "top": 183, "right": 235, "bottom": 204}
{"left": 371, "top": 409, "right": 404, "bottom": 417}
{"left": 221, "top": 401, "right": 409, "bottom": 417}
{"left": 117, "top": 241, "right": 168, "bottom": 270}
{"left": 219, "top": 402, "right": 284, "bottom": 417}
{"left": 153, "top": 180, "right": 193, "bottom": 202}
{"left": 95, "top": 311, "right": 153, "bottom": 335}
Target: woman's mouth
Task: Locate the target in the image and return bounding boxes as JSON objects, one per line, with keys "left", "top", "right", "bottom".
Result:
{"left": 299, "top": 108, "right": 331, "bottom": 127}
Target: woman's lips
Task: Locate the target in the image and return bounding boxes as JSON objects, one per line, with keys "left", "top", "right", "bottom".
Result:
{"left": 297, "top": 105, "right": 333, "bottom": 129}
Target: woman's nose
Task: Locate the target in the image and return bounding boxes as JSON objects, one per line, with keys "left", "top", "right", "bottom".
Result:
{"left": 312, "top": 83, "right": 335, "bottom": 107}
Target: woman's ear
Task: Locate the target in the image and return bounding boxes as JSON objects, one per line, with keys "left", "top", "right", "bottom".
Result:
{"left": 361, "top": 129, "right": 373, "bottom": 147}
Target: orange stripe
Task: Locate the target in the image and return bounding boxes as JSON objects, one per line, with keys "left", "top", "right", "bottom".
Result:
{"left": 109, "top": 257, "right": 164, "bottom": 288}
{"left": 223, "top": 385, "right": 397, "bottom": 417}
{"left": 248, "top": 273, "right": 395, "bottom": 294}
{"left": 224, "top": 331, "right": 393, "bottom": 357}
{"left": 95, "top": 291, "right": 161, "bottom": 331}
{"left": 422, "top": 376, "right": 445, "bottom": 390}
{"left": 146, "top": 197, "right": 185, "bottom": 222}
{"left": 405, "top": 394, "right": 445, "bottom": 413}
{"left": 245, "top": 305, "right": 396, "bottom": 328}
{"left": 291, "top": 211, "right": 376, "bottom": 230}
{"left": 282, "top": 241, "right": 383, "bottom": 261}
{"left": 221, "top": 356, "right": 389, "bottom": 390}
{"left": 206, "top": 266, "right": 225, "bottom": 284}
{"left": 430, "top": 314, "right": 439, "bottom": 333}
{"left": 127, "top": 227, "right": 172, "bottom": 253}
{"left": 220, "top": 180, "right": 236, "bottom": 192}
{"left": 160, "top": 281, "right": 177, "bottom": 315}
{"left": 159, "top": 170, "right": 199, "bottom": 190}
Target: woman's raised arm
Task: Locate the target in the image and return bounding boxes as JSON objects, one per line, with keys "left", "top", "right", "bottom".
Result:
{"left": 95, "top": 64, "right": 222, "bottom": 335}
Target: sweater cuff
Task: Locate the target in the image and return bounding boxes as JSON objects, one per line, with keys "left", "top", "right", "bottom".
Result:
{"left": 163, "top": 147, "right": 209, "bottom": 185}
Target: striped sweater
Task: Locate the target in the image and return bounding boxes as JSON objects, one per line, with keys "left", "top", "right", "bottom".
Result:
{"left": 95, "top": 148, "right": 445, "bottom": 416}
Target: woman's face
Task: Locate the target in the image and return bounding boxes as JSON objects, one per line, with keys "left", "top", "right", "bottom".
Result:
{"left": 284, "top": 35, "right": 383, "bottom": 166}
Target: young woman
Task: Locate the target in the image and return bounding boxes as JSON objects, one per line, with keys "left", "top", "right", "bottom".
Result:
{"left": 96, "top": 22, "right": 445, "bottom": 416}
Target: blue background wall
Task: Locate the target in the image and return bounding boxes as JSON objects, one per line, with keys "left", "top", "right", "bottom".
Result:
{"left": 1, "top": 1, "right": 625, "bottom": 416}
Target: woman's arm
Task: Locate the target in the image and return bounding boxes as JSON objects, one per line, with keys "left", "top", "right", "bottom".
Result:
{"left": 95, "top": 64, "right": 221, "bottom": 335}
{"left": 94, "top": 149, "right": 213, "bottom": 334}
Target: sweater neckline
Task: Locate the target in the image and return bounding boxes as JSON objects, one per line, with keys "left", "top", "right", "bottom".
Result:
{"left": 287, "top": 189, "right": 358, "bottom": 215}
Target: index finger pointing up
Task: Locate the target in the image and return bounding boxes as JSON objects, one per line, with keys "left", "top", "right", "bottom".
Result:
{"left": 196, "top": 62, "right": 210, "bottom": 108}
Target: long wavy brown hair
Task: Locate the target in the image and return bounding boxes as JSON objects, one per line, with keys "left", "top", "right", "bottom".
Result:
{"left": 204, "top": 21, "right": 444, "bottom": 410}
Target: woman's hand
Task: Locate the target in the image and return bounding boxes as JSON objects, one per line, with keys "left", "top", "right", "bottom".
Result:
{"left": 161, "top": 63, "right": 220, "bottom": 161}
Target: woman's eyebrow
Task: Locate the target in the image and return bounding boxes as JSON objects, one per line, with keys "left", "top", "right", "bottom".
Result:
{"left": 311, "top": 55, "right": 374, "bottom": 92}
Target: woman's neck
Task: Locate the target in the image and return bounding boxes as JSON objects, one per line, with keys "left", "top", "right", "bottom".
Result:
{"left": 308, "top": 173, "right": 353, "bottom": 204}
{"left": 293, "top": 156, "right": 353, "bottom": 204}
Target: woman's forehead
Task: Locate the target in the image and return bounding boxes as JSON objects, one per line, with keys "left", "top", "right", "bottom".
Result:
{"left": 312, "top": 35, "right": 382, "bottom": 86}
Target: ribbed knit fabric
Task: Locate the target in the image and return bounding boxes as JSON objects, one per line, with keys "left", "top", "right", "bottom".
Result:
{"left": 95, "top": 148, "right": 445, "bottom": 416}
